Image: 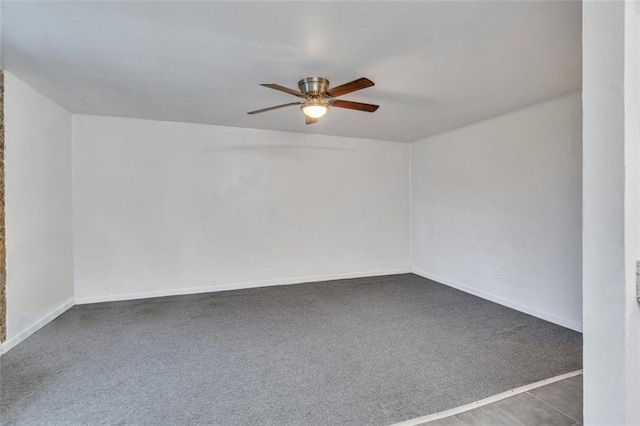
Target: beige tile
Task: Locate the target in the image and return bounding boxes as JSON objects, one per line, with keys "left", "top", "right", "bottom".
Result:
{"left": 426, "top": 415, "right": 464, "bottom": 425}
{"left": 495, "top": 392, "right": 576, "bottom": 426}
{"left": 529, "top": 381, "right": 582, "bottom": 422}
{"left": 456, "top": 404, "right": 521, "bottom": 425}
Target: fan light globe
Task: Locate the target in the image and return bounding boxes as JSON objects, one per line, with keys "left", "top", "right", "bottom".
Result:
{"left": 301, "top": 100, "right": 328, "bottom": 119}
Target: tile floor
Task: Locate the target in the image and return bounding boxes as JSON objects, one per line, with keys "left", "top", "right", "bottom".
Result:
{"left": 424, "top": 374, "right": 583, "bottom": 425}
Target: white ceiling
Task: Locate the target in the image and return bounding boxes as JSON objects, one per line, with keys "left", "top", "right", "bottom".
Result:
{"left": 1, "top": 1, "right": 581, "bottom": 142}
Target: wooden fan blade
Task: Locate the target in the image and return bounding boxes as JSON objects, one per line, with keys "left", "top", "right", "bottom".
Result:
{"left": 331, "top": 99, "right": 379, "bottom": 113}
{"left": 326, "top": 77, "right": 374, "bottom": 98}
{"left": 247, "top": 102, "right": 302, "bottom": 115}
{"left": 306, "top": 116, "right": 319, "bottom": 125}
{"left": 260, "top": 83, "right": 307, "bottom": 98}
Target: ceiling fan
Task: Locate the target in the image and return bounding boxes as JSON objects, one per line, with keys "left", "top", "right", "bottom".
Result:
{"left": 247, "top": 77, "right": 379, "bottom": 125}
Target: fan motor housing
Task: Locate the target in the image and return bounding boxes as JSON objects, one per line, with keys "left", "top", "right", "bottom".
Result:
{"left": 298, "top": 77, "right": 329, "bottom": 96}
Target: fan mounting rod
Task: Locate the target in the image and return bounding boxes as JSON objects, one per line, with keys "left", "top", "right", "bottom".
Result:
{"left": 298, "top": 77, "right": 329, "bottom": 96}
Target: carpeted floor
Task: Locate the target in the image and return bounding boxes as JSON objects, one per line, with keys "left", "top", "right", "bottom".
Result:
{"left": 1, "top": 274, "right": 582, "bottom": 426}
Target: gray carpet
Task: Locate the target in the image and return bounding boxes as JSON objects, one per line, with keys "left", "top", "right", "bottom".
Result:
{"left": 1, "top": 274, "right": 582, "bottom": 426}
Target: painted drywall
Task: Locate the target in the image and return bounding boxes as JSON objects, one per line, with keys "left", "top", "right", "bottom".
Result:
{"left": 3, "top": 72, "right": 74, "bottom": 352}
{"left": 72, "top": 115, "right": 410, "bottom": 302}
{"left": 583, "top": 2, "right": 640, "bottom": 423}
{"left": 411, "top": 93, "right": 582, "bottom": 331}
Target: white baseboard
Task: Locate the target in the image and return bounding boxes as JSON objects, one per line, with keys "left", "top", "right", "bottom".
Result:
{"left": 2, "top": 269, "right": 579, "bottom": 353}
{"left": 74, "top": 268, "right": 412, "bottom": 305}
{"left": 411, "top": 268, "right": 583, "bottom": 332}
{"left": 0, "top": 298, "right": 75, "bottom": 355}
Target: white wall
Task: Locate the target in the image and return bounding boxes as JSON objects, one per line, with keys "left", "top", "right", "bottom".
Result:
{"left": 3, "top": 73, "right": 584, "bottom": 355}
{"left": 583, "top": 2, "right": 640, "bottom": 423}
{"left": 411, "top": 93, "right": 582, "bottom": 331}
{"left": 72, "top": 115, "right": 410, "bottom": 302}
{"left": 3, "top": 72, "right": 74, "bottom": 352}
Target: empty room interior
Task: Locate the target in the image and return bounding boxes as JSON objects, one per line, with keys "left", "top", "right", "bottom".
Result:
{"left": 1, "top": 1, "right": 640, "bottom": 425}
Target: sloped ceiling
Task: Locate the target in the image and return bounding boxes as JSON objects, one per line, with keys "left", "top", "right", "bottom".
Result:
{"left": 1, "top": 1, "right": 581, "bottom": 142}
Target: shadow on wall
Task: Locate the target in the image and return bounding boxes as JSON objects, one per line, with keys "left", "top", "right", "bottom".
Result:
{"left": 204, "top": 145, "right": 357, "bottom": 152}
{"left": 0, "top": 70, "right": 6, "bottom": 343}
